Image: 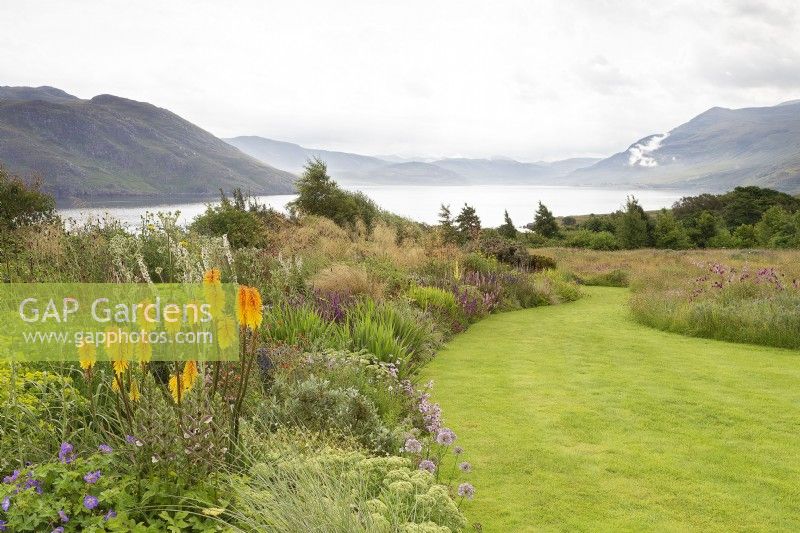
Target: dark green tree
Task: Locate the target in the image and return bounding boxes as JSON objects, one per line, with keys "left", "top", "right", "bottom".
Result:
{"left": 288, "top": 158, "right": 377, "bottom": 233}
{"left": 616, "top": 196, "right": 651, "bottom": 249}
{"left": 653, "top": 209, "right": 691, "bottom": 249}
{"left": 438, "top": 204, "right": 459, "bottom": 244}
{"left": 497, "top": 210, "right": 518, "bottom": 239}
{"left": 0, "top": 169, "right": 55, "bottom": 230}
{"left": 455, "top": 203, "right": 481, "bottom": 242}
{"left": 690, "top": 210, "right": 720, "bottom": 248}
{"left": 531, "top": 202, "right": 560, "bottom": 238}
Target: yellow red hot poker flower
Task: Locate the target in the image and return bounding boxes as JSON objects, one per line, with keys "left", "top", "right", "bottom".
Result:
{"left": 236, "top": 286, "right": 263, "bottom": 330}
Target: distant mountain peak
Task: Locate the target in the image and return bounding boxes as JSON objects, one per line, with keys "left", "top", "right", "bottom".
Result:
{"left": 567, "top": 100, "right": 800, "bottom": 193}
{"left": 0, "top": 85, "right": 78, "bottom": 102}
{"left": 0, "top": 86, "right": 295, "bottom": 198}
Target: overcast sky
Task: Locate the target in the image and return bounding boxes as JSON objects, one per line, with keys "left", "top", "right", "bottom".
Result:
{"left": 2, "top": 0, "right": 799, "bottom": 161}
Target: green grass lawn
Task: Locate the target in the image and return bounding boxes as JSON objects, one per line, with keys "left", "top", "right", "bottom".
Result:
{"left": 422, "top": 286, "right": 800, "bottom": 532}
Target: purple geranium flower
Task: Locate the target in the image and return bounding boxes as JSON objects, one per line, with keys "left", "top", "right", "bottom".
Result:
{"left": 403, "top": 437, "right": 422, "bottom": 454}
{"left": 1, "top": 497, "right": 9, "bottom": 511}
{"left": 58, "top": 509, "right": 69, "bottom": 523}
{"left": 2, "top": 470, "right": 19, "bottom": 484}
{"left": 83, "top": 495, "right": 99, "bottom": 510}
{"left": 51, "top": 528, "right": 64, "bottom": 533}
{"left": 418, "top": 459, "right": 436, "bottom": 473}
{"left": 104, "top": 509, "right": 117, "bottom": 521}
{"left": 83, "top": 470, "right": 101, "bottom": 484}
{"left": 0, "top": 520, "right": 7, "bottom": 532}
{"left": 98, "top": 444, "right": 113, "bottom": 454}
{"left": 458, "top": 482, "right": 475, "bottom": 500}
{"left": 58, "top": 442, "right": 75, "bottom": 464}
{"left": 23, "top": 475, "right": 42, "bottom": 494}
{"left": 459, "top": 461, "right": 472, "bottom": 473}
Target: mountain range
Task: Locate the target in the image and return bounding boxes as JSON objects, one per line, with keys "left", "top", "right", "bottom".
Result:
{"left": 567, "top": 100, "right": 800, "bottom": 193}
{"left": 1, "top": 85, "right": 800, "bottom": 197}
{"left": 225, "top": 135, "right": 601, "bottom": 185}
{"left": 0, "top": 86, "right": 295, "bottom": 198}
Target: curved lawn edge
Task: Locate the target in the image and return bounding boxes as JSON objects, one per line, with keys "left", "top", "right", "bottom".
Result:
{"left": 422, "top": 286, "right": 800, "bottom": 532}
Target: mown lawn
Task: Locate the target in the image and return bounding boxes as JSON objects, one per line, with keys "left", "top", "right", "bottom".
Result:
{"left": 423, "top": 286, "right": 800, "bottom": 532}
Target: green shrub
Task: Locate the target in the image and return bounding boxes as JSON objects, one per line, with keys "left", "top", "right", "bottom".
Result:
{"left": 0, "top": 449, "right": 225, "bottom": 532}
{"left": 578, "top": 268, "right": 629, "bottom": 287}
{"left": 191, "top": 191, "right": 267, "bottom": 249}
{"left": 228, "top": 434, "right": 467, "bottom": 532}
{"left": 262, "top": 303, "right": 336, "bottom": 349}
{"left": 566, "top": 229, "right": 620, "bottom": 250}
{"left": 461, "top": 252, "right": 500, "bottom": 275}
{"left": 343, "top": 300, "right": 439, "bottom": 373}
{"left": 260, "top": 374, "right": 400, "bottom": 454}
{"left": 534, "top": 270, "right": 582, "bottom": 303}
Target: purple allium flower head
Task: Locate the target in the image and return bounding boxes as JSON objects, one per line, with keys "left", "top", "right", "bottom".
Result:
{"left": 403, "top": 437, "right": 423, "bottom": 454}
{"left": 1, "top": 497, "right": 9, "bottom": 511}
{"left": 58, "top": 442, "right": 75, "bottom": 464}
{"left": 98, "top": 444, "right": 113, "bottom": 454}
{"left": 59, "top": 509, "right": 69, "bottom": 523}
{"left": 83, "top": 470, "right": 101, "bottom": 484}
{"left": 104, "top": 509, "right": 117, "bottom": 521}
{"left": 458, "top": 482, "right": 475, "bottom": 500}
{"left": 459, "top": 461, "right": 472, "bottom": 473}
{"left": 453, "top": 446, "right": 464, "bottom": 455}
{"left": 436, "top": 428, "right": 456, "bottom": 446}
{"left": 83, "top": 495, "right": 99, "bottom": 510}
{"left": 2, "top": 470, "right": 19, "bottom": 484}
{"left": 418, "top": 459, "right": 436, "bottom": 473}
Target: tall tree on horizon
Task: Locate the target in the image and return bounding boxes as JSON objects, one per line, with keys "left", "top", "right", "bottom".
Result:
{"left": 455, "top": 203, "right": 481, "bottom": 242}
{"left": 498, "top": 209, "right": 518, "bottom": 239}
{"left": 438, "top": 203, "right": 459, "bottom": 244}
{"left": 532, "top": 201, "right": 560, "bottom": 238}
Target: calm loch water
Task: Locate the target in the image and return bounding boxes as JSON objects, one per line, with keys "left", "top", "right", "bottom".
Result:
{"left": 58, "top": 185, "right": 690, "bottom": 228}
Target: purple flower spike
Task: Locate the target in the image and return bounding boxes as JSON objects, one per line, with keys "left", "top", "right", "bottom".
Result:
{"left": 98, "top": 444, "right": 113, "bottom": 454}
{"left": 83, "top": 495, "right": 99, "bottom": 510}
{"left": 58, "top": 442, "right": 75, "bottom": 464}
{"left": 83, "top": 470, "right": 102, "bottom": 484}
{"left": 458, "top": 482, "right": 475, "bottom": 500}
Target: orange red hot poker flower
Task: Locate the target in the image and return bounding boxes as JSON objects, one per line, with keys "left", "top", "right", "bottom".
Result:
{"left": 236, "top": 286, "right": 262, "bottom": 330}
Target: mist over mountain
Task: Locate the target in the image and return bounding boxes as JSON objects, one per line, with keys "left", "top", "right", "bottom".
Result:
{"left": 0, "top": 86, "right": 295, "bottom": 198}
{"left": 227, "top": 135, "right": 601, "bottom": 185}
{"left": 568, "top": 100, "right": 800, "bottom": 193}
{"left": 224, "top": 135, "right": 386, "bottom": 178}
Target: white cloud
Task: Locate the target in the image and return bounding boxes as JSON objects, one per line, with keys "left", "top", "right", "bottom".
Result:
{"left": 628, "top": 133, "right": 669, "bottom": 167}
